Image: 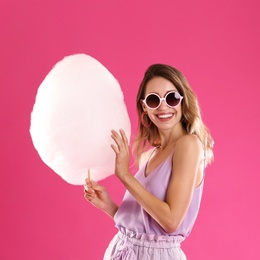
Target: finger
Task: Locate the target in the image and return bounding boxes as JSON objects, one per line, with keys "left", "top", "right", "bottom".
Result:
{"left": 84, "top": 186, "right": 94, "bottom": 194}
{"left": 111, "top": 134, "right": 120, "bottom": 147}
{"left": 85, "top": 178, "right": 91, "bottom": 187}
{"left": 111, "top": 131, "right": 123, "bottom": 151}
{"left": 111, "top": 129, "right": 120, "bottom": 136}
{"left": 119, "top": 129, "right": 128, "bottom": 146}
{"left": 84, "top": 181, "right": 92, "bottom": 193}
{"left": 84, "top": 179, "right": 98, "bottom": 189}
{"left": 84, "top": 192, "right": 95, "bottom": 202}
{"left": 88, "top": 180, "right": 104, "bottom": 193}
{"left": 111, "top": 129, "right": 123, "bottom": 142}
{"left": 111, "top": 144, "right": 119, "bottom": 154}
{"left": 89, "top": 180, "right": 98, "bottom": 188}
{"left": 84, "top": 187, "right": 96, "bottom": 201}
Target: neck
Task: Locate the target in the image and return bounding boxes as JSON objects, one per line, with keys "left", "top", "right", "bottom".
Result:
{"left": 158, "top": 124, "right": 186, "bottom": 150}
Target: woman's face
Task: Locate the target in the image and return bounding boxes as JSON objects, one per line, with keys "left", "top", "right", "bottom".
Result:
{"left": 142, "top": 76, "right": 183, "bottom": 132}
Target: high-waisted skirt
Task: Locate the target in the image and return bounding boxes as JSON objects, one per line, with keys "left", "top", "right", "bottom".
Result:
{"left": 104, "top": 228, "right": 187, "bottom": 260}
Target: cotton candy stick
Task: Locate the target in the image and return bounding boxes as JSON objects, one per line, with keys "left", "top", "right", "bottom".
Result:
{"left": 88, "top": 169, "right": 90, "bottom": 182}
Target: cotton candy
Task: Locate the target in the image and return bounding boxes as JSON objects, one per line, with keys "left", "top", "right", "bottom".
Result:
{"left": 30, "top": 54, "right": 131, "bottom": 185}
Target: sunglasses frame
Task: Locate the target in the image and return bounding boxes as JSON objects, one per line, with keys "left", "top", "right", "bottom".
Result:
{"left": 142, "top": 91, "right": 183, "bottom": 110}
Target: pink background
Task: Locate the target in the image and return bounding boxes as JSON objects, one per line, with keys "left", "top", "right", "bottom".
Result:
{"left": 1, "top": 0, "right": 259, "bottom": 259}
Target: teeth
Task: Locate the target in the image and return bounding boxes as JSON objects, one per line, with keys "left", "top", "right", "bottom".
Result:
{"left": 158, "top": 114, "right": 172, "bottom": 119}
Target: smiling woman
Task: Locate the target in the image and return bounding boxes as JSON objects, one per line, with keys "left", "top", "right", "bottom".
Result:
{"left": 134, "top": 64, "right": 214, "bottom": 163}
{"left": 84, "top": 64, "right": 214, "bottom": 259}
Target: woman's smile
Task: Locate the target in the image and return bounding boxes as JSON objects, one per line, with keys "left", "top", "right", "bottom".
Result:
{"left": 156, "top": 112, "right": 174, "bottom": 120}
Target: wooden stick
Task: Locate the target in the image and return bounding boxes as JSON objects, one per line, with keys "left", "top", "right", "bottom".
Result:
{"left": 88, "top": 169, "right": 90, "bottom": 181}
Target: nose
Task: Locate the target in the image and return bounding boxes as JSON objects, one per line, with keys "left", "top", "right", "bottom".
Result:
{"left": 158, "top": 98, "right": 168, "bottom": 109}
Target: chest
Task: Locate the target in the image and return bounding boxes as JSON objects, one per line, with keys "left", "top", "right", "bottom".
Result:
{"left": 135, "top": 155, "right": 173, "bottom": 200}
{"left": 145, "top": 148, "right": 174, "bottom": 177}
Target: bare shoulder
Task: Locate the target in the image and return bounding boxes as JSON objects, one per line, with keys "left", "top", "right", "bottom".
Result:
{"left": 173, "top": 135, "right": 204, "bottom": 187}
{"left": 175, "top": 134, "right": 203, "bottom": 156}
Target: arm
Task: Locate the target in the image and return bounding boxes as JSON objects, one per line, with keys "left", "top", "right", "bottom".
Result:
{"left": 111, "top": 130, "right": 203, "bottom": 233}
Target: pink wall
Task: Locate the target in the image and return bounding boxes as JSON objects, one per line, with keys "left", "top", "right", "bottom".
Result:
{"left": 1, "top": 0, "right": 259, "bottom": 259}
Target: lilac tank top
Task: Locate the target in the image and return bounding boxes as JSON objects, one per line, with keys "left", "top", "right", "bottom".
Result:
{"left": 114, "top": 149, "right": 204, "bottom": 238}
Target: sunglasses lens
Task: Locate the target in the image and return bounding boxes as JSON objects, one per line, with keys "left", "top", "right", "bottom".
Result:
{"left": 166, "top": 92, "right": 181, "bottom": 107}
{"left": 146, "top": 94, "right": 160, "bottom": 109}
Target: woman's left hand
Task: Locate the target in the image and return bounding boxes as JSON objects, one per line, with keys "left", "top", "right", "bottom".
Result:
{"left": 111, "top": 129, "right": 130, "bottom": 180}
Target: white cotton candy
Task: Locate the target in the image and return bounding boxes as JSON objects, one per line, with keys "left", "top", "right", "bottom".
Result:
{"left": 30, "top": 54, "right": 131, "bottom": 185}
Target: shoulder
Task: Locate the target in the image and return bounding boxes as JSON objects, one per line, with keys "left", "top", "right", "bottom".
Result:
{"left": 171, "top": 135, "right": 204, "bottom": 179}
{"left": 176, "top": 134, "right": 202, "bottom": 148}
{"left": 175, "top": 134, "right": 204, "bottom": 158}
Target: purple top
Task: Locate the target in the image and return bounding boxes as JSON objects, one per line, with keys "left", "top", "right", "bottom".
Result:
{"left": 114, "top": 149, "right": 204, "bottom": 239}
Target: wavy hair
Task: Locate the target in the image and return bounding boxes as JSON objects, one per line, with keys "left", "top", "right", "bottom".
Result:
{"left": 132, "top": 64, "right": 214, "bottom": 166}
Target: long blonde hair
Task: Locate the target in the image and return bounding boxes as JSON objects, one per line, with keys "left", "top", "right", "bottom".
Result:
{"left": 132, "top": 64, "right": 214, "bottom": 166}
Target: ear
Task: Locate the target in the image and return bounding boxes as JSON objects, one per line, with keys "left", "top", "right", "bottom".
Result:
{"left": 140, "top": 100, "right": 147, "bottom": 112}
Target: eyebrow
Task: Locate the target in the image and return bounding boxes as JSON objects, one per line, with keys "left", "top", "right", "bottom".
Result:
{"left": 145, "top": 90, "right": 178, "bottom": 97}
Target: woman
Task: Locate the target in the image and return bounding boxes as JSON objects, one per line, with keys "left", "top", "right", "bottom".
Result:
{"left": 84, "top": 64, "right": 214, "bottom": 259}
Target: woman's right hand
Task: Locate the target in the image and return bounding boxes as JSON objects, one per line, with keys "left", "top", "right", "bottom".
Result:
{"left": 84, "top": 179, "right": 118, "bottom": 218}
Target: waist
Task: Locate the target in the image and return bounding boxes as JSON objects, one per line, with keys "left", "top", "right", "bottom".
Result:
{"left": 116, "top": 226, "right": 184, "bottom": 248}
